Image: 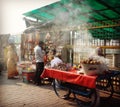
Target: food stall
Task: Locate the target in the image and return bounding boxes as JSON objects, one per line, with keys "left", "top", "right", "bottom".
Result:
{"left": 21, "top": 0, "right": 120, "bottom": 93}
{"left": 40, "top": 67, "right": 120, "bottom": 107}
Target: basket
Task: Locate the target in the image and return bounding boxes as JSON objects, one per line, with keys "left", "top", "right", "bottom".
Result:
{"left": 81, "top": 64, "right": 101, "bottom": 75}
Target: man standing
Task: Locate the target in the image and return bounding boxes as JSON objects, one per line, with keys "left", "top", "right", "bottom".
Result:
{"left": 34, "top": 41, "right": 45, "bottom": 85}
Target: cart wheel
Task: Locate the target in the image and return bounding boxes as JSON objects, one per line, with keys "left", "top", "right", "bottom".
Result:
{"left": 74, "top": 89, "right": 100, "bottom": 107}
{"left": 97, "top": 79, "right": 114, "bottom": 100}
{"left": 53, "top": 79, "right": 71, "bottom": 99}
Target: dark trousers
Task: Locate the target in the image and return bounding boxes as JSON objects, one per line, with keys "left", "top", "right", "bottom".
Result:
{"left": 34, "top": 62, "right": 44, "bottom": 84}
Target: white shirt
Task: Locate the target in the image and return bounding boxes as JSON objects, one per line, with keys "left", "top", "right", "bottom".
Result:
{"left": 34, "top": 45, "right": 44, "bottom": 63}
{"left": 50, "top": 57, "right": 63, "bottom": 68}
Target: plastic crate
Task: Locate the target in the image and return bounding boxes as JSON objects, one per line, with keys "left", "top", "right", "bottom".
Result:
{"left": 22, "top": 71, "right": 35, "bottom": 83}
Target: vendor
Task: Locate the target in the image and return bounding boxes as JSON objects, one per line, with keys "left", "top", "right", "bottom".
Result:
{"left": 34, "top": 41, "right": 45, "bottom": 86}
{"left": 95, "top": 47, "right": 104, "bottom": 57}
{"left": 89, "top": 47, "right": 104, "bottom": 58}
{"left": 89, "top": 47, "right": 109, "bottom": 73}
{"left": 50, "top": 53, "right": 63, "bottom": 68}
{"left": 47, "top": 49, "right": 56, "bottom": 62}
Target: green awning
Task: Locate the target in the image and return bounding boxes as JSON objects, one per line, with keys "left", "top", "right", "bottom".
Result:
{"left": 23, "top": 0, "right": 120, "bottom": 40}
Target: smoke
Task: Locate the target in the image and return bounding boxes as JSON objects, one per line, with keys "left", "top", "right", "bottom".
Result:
{"left": 48, "top": 1, "right": 93, "bottom": 48}
{"left": 41, "top": 0, "right": 97, "bottom": 64}
{"left": 53, "top": 2, "right": 87, "bottom": 26}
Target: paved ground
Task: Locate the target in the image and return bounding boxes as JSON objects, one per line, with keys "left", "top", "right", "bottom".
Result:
{"left": 0, "top": 71, "right": 120, "bottom": 107}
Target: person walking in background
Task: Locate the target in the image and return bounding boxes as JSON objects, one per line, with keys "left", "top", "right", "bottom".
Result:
{"left": 7, "top": 43, "right": 18, "bottom": 79}
{"left": 3, "top": 46, "right": 8, "bottom": 70}
{"left": 34, "top": 41, "right": 45, "bottom": 86}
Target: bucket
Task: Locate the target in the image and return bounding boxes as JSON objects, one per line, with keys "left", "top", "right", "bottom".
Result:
{"left": 81, "top": 64, "right": 100, "bottom": 75}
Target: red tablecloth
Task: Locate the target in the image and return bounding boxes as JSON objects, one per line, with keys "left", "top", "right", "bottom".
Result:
{"left": 41, "top": 68, "right": 97, "bottom": 89}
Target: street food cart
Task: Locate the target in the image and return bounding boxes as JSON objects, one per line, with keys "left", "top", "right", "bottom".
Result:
{"left": 41, "top": 68, "right": 120, "bottom": 107}
{"left": 22, "top": 0, "right": 120, "bottom": 94}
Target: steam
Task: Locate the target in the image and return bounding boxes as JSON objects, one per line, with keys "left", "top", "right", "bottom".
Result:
{"left": 25, "top": 1, "right": 100, "bottom": 64}
{"left": 53, "top": 2, "right": 89, "bottom": 26}
{"left": 41, "top": 1, "right": 96, "bottom": 64}
{"left": 47, "top": 1, "right": 93, "bottom": 47}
